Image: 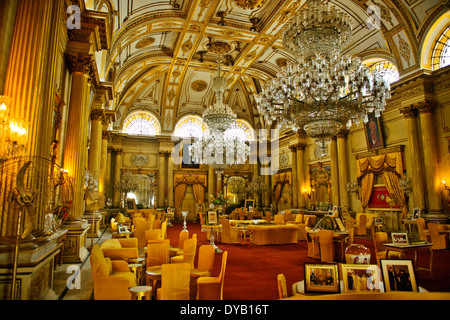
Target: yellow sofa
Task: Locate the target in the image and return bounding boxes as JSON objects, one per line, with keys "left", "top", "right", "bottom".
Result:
{"left": 99, "top": 238, "right": 139, "bottom": 262}
{"left": 246, "top": 224, "right": 299, "bottom": 245}
{"left": 90, "top": 244, "right": 137, "bottom": 300}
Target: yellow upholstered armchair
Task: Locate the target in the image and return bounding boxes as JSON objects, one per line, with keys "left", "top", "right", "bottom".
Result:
{"left": 133, "top": 218, "right": 152, "bottom": 248}
{"left": 273, "top": 214, "right": 286, "bottom": 225}
{"left": 90, "top": 244, "right": 136, "bottom": 300}
{"left": 416, "top": 218, "right": 430, "bottom": 241}
{"left": 189, "top": 245, "right": 215, "bottom": 300}
{"left": 197, "top": 251, "right": 228, "bottom": 300}
{"left": 219, "top": 218, "right": 241, "bottom": 244}
{"left": 99, "top": 238, "right": 139, "bottom": 262}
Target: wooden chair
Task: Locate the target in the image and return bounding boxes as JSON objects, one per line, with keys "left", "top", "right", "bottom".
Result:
{"left": 372, "top": 232, "right": 402, "bottom": 265}
{"left": 428, "top": 223, "right": 449, "bottom": 250}
{"left": 277, "top": 273, "right": 288, "bottom": 299}
{"left": 197, "top": 251, "right": 228, "bottom": 300}
{"left": 416, "top": 218, "right": 430, "bottom": 241}
{"left": 190, "top": 245, "right": 216, "bottom": 300}
{"left": 318, "top": 229, "right": 335, "bottom": 262}
{"left": 305, "top": 228, "right": 320, "bottom": 259}
{"left": 157, "top": 263, "right": 191, "bottom": 300}
{"left": 354, "top": 214, "right": 367, "bottom": 236}
{"left": 171, "top": 235, "right": 198, "bottom": 268}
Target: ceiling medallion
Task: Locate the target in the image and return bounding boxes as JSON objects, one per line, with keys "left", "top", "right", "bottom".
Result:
{"left": 234, "top": 0, "right": 265, "bottom": 10}
{"left": 135, "top": 37, "right": 155, "bottom": 49}
{"left": 191, "top": 80, "right": 208, "bottom": 92}
{"left": 206, "top": 39, "right": 233, "bottom": 55}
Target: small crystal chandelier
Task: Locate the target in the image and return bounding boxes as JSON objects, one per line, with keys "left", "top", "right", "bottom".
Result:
{"left": 190, "top": 49, "right": 250, "bottom": 178}
{"left": 256, "top": 0, "right": 391, "bottom": 145}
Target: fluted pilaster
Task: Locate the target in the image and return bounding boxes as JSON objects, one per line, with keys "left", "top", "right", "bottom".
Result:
{"left": 417, "top": 101, "right": 442, "bottom": 214}
{"left": 400, "top": 105, "right": 426, "bottom": 210}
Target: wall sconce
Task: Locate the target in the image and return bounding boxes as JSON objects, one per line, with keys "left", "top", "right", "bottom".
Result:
{"left": 304, "top": 188, "right": 311, "bottom": 199}
{"left": 443, "top": 180, "right": 450, "bottom": 192}
{"left": 346, "top": 180, "right": 360, "bottom": 198}
{"left": 0, "top": 96, "right": 29, "bottom": 159}
{"left": 399, "top": 174, "right": 413, "bottom": 195}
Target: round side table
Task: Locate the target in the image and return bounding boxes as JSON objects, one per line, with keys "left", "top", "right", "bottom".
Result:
{"left": 129, "top": 263, "right": 144, "bottom": 285}
{"left": 129, "top": 286, "right": 152, "bottom": 300}
{"left": 201, "top": 224, "right": 223, "bottom": 253}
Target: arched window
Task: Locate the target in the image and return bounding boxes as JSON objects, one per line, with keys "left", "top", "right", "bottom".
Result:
{"left": 224, "top": 119, "right": 255, "bottom": 141}
{"left": 368, "top": 60, "right": 399, "bottom": 84}
{"left": 123, "top": 111, "right": 161, "bottom": 136}
{"left": 173, "top": 115, "right": 208, "bottom": 138}
{"left": 431, "top": 26, "right": 450, "bottom": 70}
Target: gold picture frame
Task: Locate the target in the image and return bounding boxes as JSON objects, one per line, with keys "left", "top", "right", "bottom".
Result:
{"left": 341, "top": 264, "right": 381, "bottom": 293}
{"left": 207, "top": 211, "right": 218, "bottom": 225}
{"left": 364, "top": 112, "right": 384, "bottom": 150}
{"left": 304, "top": 263, "right": 340, "bottom": 294}
{"left": 380, "top": 259, "right": 418, "bottom": 292}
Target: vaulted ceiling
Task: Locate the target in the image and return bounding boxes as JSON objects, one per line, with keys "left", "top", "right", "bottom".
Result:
{"left": 96, "top": 0, "right": 445, "bottom": 133}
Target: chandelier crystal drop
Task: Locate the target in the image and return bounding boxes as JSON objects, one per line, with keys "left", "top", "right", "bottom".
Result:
{"left": 190, "top": 50, "right": 250, "bottom": 175}
{"left": 282, "top": 0, "right": 352, "bottom": 60}
{"left": 256, "top": 0, "right": 391, "bottom": 144}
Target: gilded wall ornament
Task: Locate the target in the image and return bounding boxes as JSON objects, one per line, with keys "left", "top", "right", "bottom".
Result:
{"left": 233, "top": 0, "right": 265, "bottom": 10}
{"left": 132, "top": 154, "right": 149, "bottom": 167}
{"left": 191, "top": 80, "right": 208, "bottom": 92}
{"left": 136, "top": 37, "right": 156, "bottom": 49}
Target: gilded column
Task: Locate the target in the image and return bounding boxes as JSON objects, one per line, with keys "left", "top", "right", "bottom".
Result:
{"left": 167, "top": 153, "right": 174, "bottom": 207}
{"left": 296, "top": 143, "right": 307, "bottom": 209}
{"left": 88, "top": 109, "right": 104, "bottom": 182}
{"left": 399, "top": 106, "right": 426, "bottom": 210}
{"left": 63, "top": 53, "right": 95, "bottom": 217}
{"left": 0, "top": 0, "right": 18, "bottom": 94}
{"left": 113, "top": 149, "right": 123, "bottom": 207}
{"left": 158, "top": 151, "right": 166, "bottom": 208}
{"left": 329, "top": 137, "right": 340, "bottom": 206}
{"left": 208, "top": 166, "right": 215, "bottom": 199}
{"left": 289, "top": 146, "right": 298, "bottom": 208}
{"left": 417, "top": 101, "right": 443, "bottom": 214}
{"left": 98, "top": 130, "right": 109, "bottom": 195}
{"left": 337, "top": 129, "right": 350, "bottom": 208}
{"left": 106, "top": 146, "right": 113, "bottom": 200}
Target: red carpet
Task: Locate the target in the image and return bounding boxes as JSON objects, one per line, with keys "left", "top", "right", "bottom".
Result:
{"left": 167, "top": 222, "right": 450, "bottom": 300}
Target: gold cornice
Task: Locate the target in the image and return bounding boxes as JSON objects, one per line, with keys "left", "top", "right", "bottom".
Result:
{"left": 354, "top": 145, "right": 405, "bottom": 160}
{"left": 399, "top": 105, "right": 418, "bottom": 119}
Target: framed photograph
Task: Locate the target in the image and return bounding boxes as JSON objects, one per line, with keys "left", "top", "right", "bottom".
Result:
{"left": 412, "top": 207, "right": 421, "bottom": 219}
{"left": 196, "top": 203, "right": 204, "bottom": 213}
{"left": 118, "top": 225, "right": 128, "bottom": 234}
{"left": 207, "top": 211, "right": 218, "bottom": 225}
{"left": 341, "top": 264, "right": 381, "bottom": 293}
{"left": 166, "top": 207, "right": 173, "bottom": 214}
{"left": 310, "top": 204, "right": 315, "bottom": 211}
{"left": 335, "top": 217, "right": 346, "bottom": 232}
{"left": 364, "top": 112, "right": 384, "bottom": 150}
{"left": 374, "top": 217, "right": 384, "bottom": 225}
{"left": 304, "top": 263, "right": 340, "bottom": 294}
{"left": 380, "top": 259, "right": 419, "bottom": 292}
{"left": 391, "top": 232, "right": 409, "bottom": 245}
{"left": 244, "top": 199, "right": 254, "bottom": 210}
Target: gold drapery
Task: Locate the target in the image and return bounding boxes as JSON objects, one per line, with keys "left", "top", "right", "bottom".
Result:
{"left": 382, "top": 171, "right": 408, "bottom": 218}
{"left": 357, "top": 152, "right": 407, "bottom": 217}
{"left": 273, "top": 172, "right": 291, "bottom": 204}
{"left": 356, "top": 152, "right": 403, "bottom": 178}
{"left": 361, "top": 173, "right": 375, "bottom": 210}
{"left": 173, "top": 174, "right": 207, "bottom": 214}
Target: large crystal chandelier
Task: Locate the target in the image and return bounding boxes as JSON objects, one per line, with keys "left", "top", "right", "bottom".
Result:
{"left": 190, "top": 49, "right": 250, "bottom": 178}
{"left": 256, "top": 0, "right": 391, "bottom": 146}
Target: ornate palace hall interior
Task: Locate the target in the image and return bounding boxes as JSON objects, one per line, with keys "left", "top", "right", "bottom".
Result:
{"left": 0, "top": 0, "right": 450, "bottom": 303}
